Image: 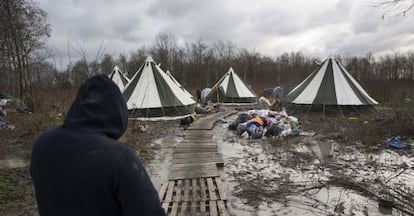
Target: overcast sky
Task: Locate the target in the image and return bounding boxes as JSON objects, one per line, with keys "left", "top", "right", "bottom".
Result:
{"left": 37, "top": 0, "right": 414, "bottom": 67}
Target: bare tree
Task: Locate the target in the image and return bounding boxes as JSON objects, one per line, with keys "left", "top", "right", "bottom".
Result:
{"left": 0, "top": 0, "right": 51, "bottom": 111}
{"left": 151, "top": 32, "right": 177, "bottom": 70}
{"left": 374, "top": 0, "right": 414, "bottom": 17}
{"left": 100, "top": 54, "right": 115, "bottom": 75}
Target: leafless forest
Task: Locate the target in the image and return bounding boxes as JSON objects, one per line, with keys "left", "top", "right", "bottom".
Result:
{"left": 1, "top": 0, "right": 414, "bottom": 113}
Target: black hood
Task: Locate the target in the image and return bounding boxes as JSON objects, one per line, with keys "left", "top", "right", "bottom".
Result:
{"left": 64, "top": 75, "right": 128, "bottom": 139}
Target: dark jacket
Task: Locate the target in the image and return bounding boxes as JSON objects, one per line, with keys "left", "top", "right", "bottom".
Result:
{"left": 30, "top": 75, "right": 165, "bottom": 216}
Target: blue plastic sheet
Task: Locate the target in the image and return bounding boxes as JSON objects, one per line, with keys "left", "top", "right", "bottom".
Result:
{"left": 387, "top": 136, "right": 411, "bottom": 149}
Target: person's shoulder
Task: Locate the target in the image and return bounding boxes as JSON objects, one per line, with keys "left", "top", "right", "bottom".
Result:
{"left": 34, "top": 126, "right": 62, "bottom": 143}
{"left": 95, "top": 135, "right": 130, "bottom": 153}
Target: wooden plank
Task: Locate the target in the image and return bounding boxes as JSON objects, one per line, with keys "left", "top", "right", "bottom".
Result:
{"left": 183, "top": 138, "right": 213, "bottom": 142}
{"left": 215, "top": 177, "right": 227, "bottom": 200}
{"left": 180, "top": 138, "right": 214, "bottom": 143}
{"left": 188, "top": 125, "right": 214, "bottom": 130}
{"left": 200, "top": 201, "right": 206, "bottom": 216}
{"left": 165, "top": 181, "right": 175, "bottom": 202}
{"left": 180, "top": 201, "right": 188, "bottom": 215}
{"left": 174, "top": 147, "right": 217, "bottom": 152}
{"left": 200, "top": 178, "right": 207, "bottom": 201}
{"left": 192, "top": 179, "right": 200, "bottom": 201}
{"left": 174, "top": 148, "right": 218, "bottom": 154}
{"left": 179, "top": 140, "right": 216, "bottom": 144}
{"left": 184, "top": 179, "right": 190, "bottom": 201}
{"left": 217, "top": 200, "right": 228, "bottom": 216}
{"left": 175, "top": 145, "right": 217, "bottom": 150}
{"left": 209, "top": 201, "right": 218, "bottom": 216}
{"left": 184, "top": 134, "right": 213, "bottom": 139}
{"left": 162, "top": 202, "right": 169, "bottom": 214}
{"left": 185, "top": 131, "right": 213, "bottom": 135}
{"left": 173, "top": 157, "right": 223, "bottom": 165}
{"left": 171, "top": 163, "right": 219, "bottom": 170}
{"left": 177, "top": 142, "right": 217, "bottom": 147}
{"left": 191, "top": 201, "right": 197, "bottom": 215}
{"left": 184, "top": 130, "right": 214, "bottom": 136}
{"left": 169, "top": 163, "right": 219, "bottom": 180}
{"left": 169, "top": 168, "right": 219, "bottom": 180}
{"left": 173, "top": 152, "right": 221, "bottom": 159}
{"left": 176, "top": 145, "right": 217, "bottom": 150}
{"left": 175, "top": 180, "right": 182, "bottom": 202}
{"left": 158, "top": 182, "right": 168, "bottom": 201}
{"left": 207, "top": 178, "right": 217, "bottom": 200}
{"left": 170, "top": 202, "right": 179, "bottom": 216}
{"left": 183, "top": 134, "right": 213, "bottom": 138}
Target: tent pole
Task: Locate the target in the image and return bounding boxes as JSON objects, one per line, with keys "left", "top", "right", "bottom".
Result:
{"left": 351, "top": 105, "right": 362, "bottom": 117}
{"left": 322, "top": 104, "right": 326, "bottom": 120}
{"left": 290, "top": 104, "right": 299, "bottom": 115}
{"left": 216, "top": 89, "right": 220, "bottom": 103}
{"left": 368, "top": 105, "right": 379, "bottom": 114}
{"left": 338, "top": 105, "right": 345, "bottom": 118}
{"left": 305, "top": 104, "right": 312, "bottom": 119}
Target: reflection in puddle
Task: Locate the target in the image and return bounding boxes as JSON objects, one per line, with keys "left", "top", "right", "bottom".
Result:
{"left": 214, "top": 114, "right": 413, "bottom": 216}
{"left": 146, "top": 135, "right": 182, "bottom": 190}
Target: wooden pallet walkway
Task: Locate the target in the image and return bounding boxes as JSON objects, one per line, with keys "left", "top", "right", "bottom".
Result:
{"left": 159, "top": 109, "right": 236, "bottom": 215}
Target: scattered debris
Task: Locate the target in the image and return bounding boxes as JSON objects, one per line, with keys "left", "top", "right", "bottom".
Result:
{"left": 387, "top": 136, "right": 412, "bottom": 149}
{"left": 228, "top": 109, "right": 300, "bottom": 139}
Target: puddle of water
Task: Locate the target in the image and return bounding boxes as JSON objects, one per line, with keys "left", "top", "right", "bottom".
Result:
{"left": 0, "top": 159, "right": 28, "bottom": 169}
{"left": 146, "top": 135, "right": 182, "bottom": 190}
{"left": 214, "top": 114, "right": 413, "bottom": 216}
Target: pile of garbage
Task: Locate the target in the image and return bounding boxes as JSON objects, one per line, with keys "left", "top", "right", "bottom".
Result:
{"left": 0, "top": 93, "right": 27, "bottom": 116}
{"left": 0, "top": 119, "right": 15, "bottom": 130}
{"left": 228, "top": 109, "right": 300, "bottom": 139}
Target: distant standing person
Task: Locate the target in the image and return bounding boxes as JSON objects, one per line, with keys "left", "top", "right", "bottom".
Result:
{"left": 30, "top": 75, "right": 166, "bottom": 216}
{"left": 196, "top": 88, "right": 202, "bottom": 102}
{"left": 273, "top": 86, "right": 284, "bottom": 99}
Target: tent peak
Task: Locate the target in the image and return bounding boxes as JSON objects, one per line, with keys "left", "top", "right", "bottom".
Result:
{"left": 113, "top": 65, "right": 120, "bottom": 71}
{"left": 286, "top": 56, "right": 378, "bottom": 106}
{"left": 145, "top": 56, "right": 154, "bottom": 63}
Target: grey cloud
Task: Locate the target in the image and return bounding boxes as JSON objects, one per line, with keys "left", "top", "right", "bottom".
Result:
{"left": 351, "top": 6, "right": 380, "bottom": 34}
{"left": 37, "top": 0, "right": 414, "bottom": 63}
{"left": 146, "top": 0, "right": 203, "bottom": 19}
{"left": 251, "top": 8, "right": 303, "bottom": 36}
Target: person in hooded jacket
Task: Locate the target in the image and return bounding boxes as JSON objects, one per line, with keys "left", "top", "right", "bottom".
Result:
{"left": 30, "top": 75, "right": 166, "bottom": 216}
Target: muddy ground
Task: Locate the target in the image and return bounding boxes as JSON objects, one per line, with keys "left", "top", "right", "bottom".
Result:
{"left": 0, "top": 113, "right": 180, "bottom": 215}
{"left": 214, "top": 107, "right": 414, "bottom": 216}
{"left": 0, "top": 106, "right": 413, "bottom": 215}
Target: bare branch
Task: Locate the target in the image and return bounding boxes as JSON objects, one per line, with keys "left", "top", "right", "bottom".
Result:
{"left": 373, "top": 0, "right": 414, "bottom": 17}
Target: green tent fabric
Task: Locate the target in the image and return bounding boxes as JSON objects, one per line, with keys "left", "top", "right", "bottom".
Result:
{"left": 207, "top": 67, "right": 257, "bottom": 104}
{"left": 165, "top": 70, "right": 193, "bottom": 99}
{"left": 0, "top": 92, "right": 13, "bottom": 99}
{"left": 123, "top": 56, "right": 196, "bottom": 120}
{"left": 108, "top": 65, "right": 130, "bottom": 91}
{"left": 286, "top": 58, "right": 378, "bottom": 105}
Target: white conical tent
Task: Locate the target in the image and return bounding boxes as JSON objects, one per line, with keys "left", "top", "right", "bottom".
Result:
{"left": 122, "top": 56, "right": 196, "bottom": 120}
{"left": 286, "top": 57, "right": 378, "bottom": 105}
{"left": 207, "top": 67, "right": 257, "bottom": 104}
{"left": 108, "top": 65, "right": 130, "bottom": 91}
{"left": 165, "top": 70, "right": 193, "bottom": 99}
